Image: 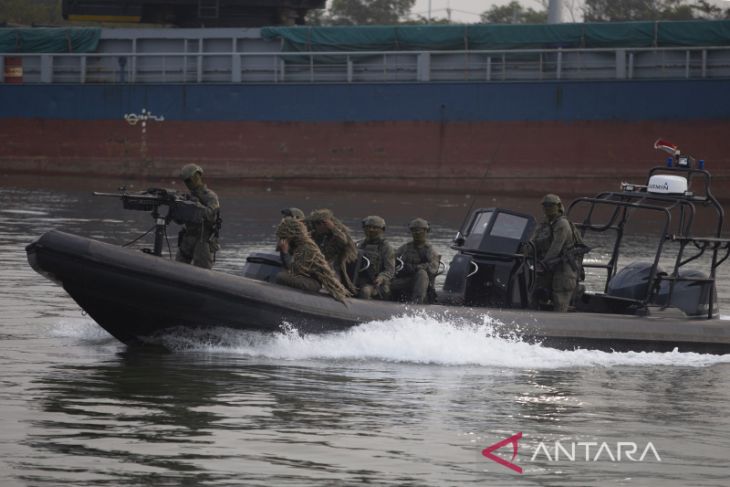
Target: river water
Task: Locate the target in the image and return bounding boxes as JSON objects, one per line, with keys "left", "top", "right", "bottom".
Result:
{"left": 2, "top": 176, "right": 730, "bottom": 486}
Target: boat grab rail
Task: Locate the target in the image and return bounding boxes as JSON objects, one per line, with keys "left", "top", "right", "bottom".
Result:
{"left": 452, "top": 245, "right": 537, "bottom": 300}
{"left": 450, "top": 246, "right": 530, "bottom": 262}
{"left": 568, "top": 196, "right": 673, "bottom": 305}
{"left": 569, "top": 191, "right": 726, "bottom": 319}
{"left": 667, "top": 235, "right": 730, "bottom": 270}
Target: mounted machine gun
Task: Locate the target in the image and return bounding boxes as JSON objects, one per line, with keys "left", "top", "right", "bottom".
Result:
{"left": 93, "top": 187, "right": 205, "bottom": 256}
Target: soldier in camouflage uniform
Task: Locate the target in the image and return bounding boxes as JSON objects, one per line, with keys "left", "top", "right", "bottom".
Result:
{"left": 281, "top": 208, "right": 305, "bottom": 220}
{"left": 175, "top": 164, "right": 220, "bottom": 269}
{"left": 390, "top": 218, "right": 441, "bottom": 304}
{"left": 278, "top": 208, "right": 305, "bottom": 270}
{"left": 356, "top": 215, "right": 395, "bottom": 300}
{"left": 307, "top": 209, "right": 358, "bottom": 294}
{"left": 529, "top": 194, "right": 578, "bottom": 312}
{"left": 275, "top": 217, "right": 351, "bottom": 303}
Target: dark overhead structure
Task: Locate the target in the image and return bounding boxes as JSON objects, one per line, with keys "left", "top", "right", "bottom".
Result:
{"left": 62, "top": 0, "right": 327, "bottom": 27}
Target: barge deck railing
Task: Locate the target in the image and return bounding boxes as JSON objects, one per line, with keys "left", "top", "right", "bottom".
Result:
{"left": 2, "top": 46, "right": 730, "bottom": 84}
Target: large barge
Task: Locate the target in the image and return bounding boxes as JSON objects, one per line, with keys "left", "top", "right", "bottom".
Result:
{"left": 1, "top": 20, "right": 730, "bottom": 196}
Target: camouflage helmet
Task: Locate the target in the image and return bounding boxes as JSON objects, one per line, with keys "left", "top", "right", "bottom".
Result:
{"left": 541, "top": 194, "right": 565, "bottom": 214}
{"left": 409, "top": 218, "right": 430, "bottom": 231}
{"left": 281, "top": 207, "right": 305, "bottom": 220}
{"left": 180, "top": 163, "right": 203, "bottom": 180}
{"left": 542, "top": 194, "right": 561, "bottom": 206}
{"left": 362, "top": 215, "right": 386, "bottom": 230}
{"left": 276, "top": 217, "right": 307, "bottom": 240}
{"left": 308, "top": 208, "right": 334, "bottom": 223}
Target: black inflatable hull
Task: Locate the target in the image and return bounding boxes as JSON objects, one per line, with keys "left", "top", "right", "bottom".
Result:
{"left": 26, "top": 231, "right": 730, "bottom": 354}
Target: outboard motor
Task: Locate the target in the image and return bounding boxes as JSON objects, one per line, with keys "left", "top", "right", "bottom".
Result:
{"left": 607, "top": 262, "right": 664, "bottom": 301}
{"left": 243, "top": 252, "right": 282, "bottom": 282}
{"left": 656, "top": 269, "right": 718, "bottom": 318}
{"left": 608, "top": 262, "right": 718, "bottom": 317}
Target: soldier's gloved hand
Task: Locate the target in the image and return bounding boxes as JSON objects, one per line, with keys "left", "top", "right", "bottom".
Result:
{"left": 374, "top": 275, "right": 385, "bottom": 286}
{"left": 276, "top": 238, "right": 289, "bottom": 254}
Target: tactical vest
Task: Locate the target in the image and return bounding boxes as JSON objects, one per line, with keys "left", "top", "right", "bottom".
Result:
{"left": 400, "top": 244, "right": 431, "bottom": 270}
{"left": 186, "top": 187, "right": 221, "bottom": 240}
{"left": 534, "top": 216, "right": 577, "bottom": 256}
{"left": 534, "top": 215, "right": 586, "bottom": 278}
{"left": 360, "top": 240, "right": 386, "bottom": 280}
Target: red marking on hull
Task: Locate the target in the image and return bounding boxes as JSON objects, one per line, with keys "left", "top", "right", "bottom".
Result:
{"left": 1, "top": 119, "right": 728, "bottom": 197}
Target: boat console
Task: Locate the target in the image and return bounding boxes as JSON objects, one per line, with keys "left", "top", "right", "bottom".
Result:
{"left": 441, "top": 208, "right": 535, "bottom": 308}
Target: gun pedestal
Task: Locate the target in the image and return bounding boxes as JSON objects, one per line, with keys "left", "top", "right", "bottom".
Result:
{"left": 152, "top": 208, "right": 166, "bottom": 257}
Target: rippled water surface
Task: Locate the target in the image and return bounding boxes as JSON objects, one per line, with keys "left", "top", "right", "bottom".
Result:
{"left": 2, "top": 177, "right": 730, "bottom": 486}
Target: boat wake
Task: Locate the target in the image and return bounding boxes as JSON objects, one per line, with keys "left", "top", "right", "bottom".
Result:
{"left": 48, "top": 317, "right": 116, "bottom": 341}
{"left": 157, "top": 314, "right": 730, "bottom": 369}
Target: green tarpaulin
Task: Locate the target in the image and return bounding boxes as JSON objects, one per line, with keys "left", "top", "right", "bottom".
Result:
{"left": 262, "top": 20, "right": 730, "bottom": 53}
{"left": 0, "top": 28, "right": 101, "bottom": 53}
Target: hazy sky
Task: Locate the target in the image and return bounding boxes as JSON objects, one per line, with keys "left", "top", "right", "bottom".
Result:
{"left": 409, "top": 0, "right": 575, "bottom": 23}
{"left": 408, "top": 0, "right": 730, "bottom": 23}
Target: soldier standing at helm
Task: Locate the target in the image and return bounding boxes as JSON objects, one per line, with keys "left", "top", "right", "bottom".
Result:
{"left": 176, "top": 164, "right": 221, "bottom": 269}
{"left": 356, "top": 216, "right": 395, "bottom": 300}
{"left": 390, "top": 218, "right": 441, "bottom": 304}
{"left": 275, "top": 217, "right": 351, "bottom": 303}
{"left": 307, "top": 209, "right": 358, "bottom": 294}
{"left": 530, "top": 194, "right": 579, "bottom": 312}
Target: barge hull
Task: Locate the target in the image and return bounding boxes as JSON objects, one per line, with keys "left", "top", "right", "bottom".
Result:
{"left": 2, "top": 80, "right": 729, "bottom": 195}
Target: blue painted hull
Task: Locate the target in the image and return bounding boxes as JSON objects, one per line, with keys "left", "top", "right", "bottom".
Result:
{"left": 1, "top": 80, "right": 729, "bottom": 195}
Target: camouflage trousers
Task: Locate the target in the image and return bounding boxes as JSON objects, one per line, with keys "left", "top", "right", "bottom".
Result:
{"left": 275, "top": 271, "right": 321, "bottom": 293}
{"left": 390, "top": 269, "right": 430, "bottom": 304}
{"left": 357, "top": 282, "right": 390, "bottom": 300}
{"left": 534, "top": 270, "right": 577, "bottom": 312}
{"left": 176, "top": 232, "right": 216, "bottom": 269}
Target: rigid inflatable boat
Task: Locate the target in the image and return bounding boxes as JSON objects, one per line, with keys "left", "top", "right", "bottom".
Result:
{"left": 26, "top": 142, "right": 730, "bottom": 353}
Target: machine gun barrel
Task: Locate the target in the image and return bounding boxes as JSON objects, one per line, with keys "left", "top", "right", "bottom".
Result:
{"left": 93, "top": 189, "right": 183, "bottom": 212}
{"left": 93, "top": 191, "right": 171, "bottom": 200}
{"left": 93, "top": 188, "right": 204, "bottom": 223}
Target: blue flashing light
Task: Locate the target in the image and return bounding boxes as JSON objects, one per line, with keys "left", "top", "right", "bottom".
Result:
{"left": 666, "top": 157, "right": 673, "bottom": 168}
{"left": 699, "top": 159, "right": 705, "bottom": 170}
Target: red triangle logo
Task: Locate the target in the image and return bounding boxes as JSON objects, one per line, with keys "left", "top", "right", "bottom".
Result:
{"left": 481, "top": 432, "right": 523, "bottom": 473}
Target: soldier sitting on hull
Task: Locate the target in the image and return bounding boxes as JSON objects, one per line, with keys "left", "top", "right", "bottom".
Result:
{"left": 275, "top": 217, "right": 351, "bottom": 303}
{"left": 277, "top": 208, "right": 305, "bottom": 270}
{"left": 176, "top": 164, "right": 221, "bottom": 269}
{"left": 356, "top": 216, "right": 395, "bottom": 300}
{"left": 307, "top": 209, "right": 358, "bottom": 294}
{"left": 530, "top": 194, "right": 583, "bottom": 312}
{"left": 390, "top": 218, "right": 441, "bottom": 304}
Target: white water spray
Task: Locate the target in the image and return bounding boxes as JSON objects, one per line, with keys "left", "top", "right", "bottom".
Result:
{"left": 156, "top": 314, "right": 730, "bottom": 369}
